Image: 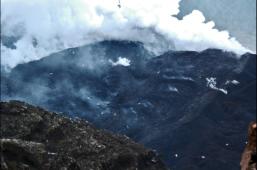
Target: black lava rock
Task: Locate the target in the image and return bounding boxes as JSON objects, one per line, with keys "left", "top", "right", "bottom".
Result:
{"left": 1, "top": 40, "right": 256, "bottom": 169}
{"left": 0, "top": 101, "right": 167, "bottom": 170}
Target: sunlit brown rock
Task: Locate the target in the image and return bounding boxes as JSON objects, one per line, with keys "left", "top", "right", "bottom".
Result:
{"left": 241, "top": 122, "right": 256, "bottom": 170}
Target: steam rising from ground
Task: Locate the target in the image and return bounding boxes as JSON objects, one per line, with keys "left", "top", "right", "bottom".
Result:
{"left": 1, "top": 0, "right": 250, "bottom": 69}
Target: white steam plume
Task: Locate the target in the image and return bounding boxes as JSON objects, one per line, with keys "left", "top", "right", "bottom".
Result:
{"left": 1, "top": 0, "right": 250, "bottom": 69}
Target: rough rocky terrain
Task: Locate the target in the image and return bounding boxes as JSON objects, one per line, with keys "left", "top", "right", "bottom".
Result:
{"left": 0, "top": 101, "right": 167, "bottom": 170}
{"left": 241, "top": 122, "right": 257, "bottom": 170}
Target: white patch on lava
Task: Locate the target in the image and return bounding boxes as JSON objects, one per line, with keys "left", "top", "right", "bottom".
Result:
{"left": 109, "top": 57, "right": 131, "bottom": 67}
{"left": 206, "top": 77, "right": 228, "bottom": 95}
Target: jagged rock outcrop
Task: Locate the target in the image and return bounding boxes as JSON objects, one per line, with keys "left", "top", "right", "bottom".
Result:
{"left": 0, "top": 101, "right": 167, "bottom": 170}
{"left": 241, "top": 122, "right": 257, "bottom": 170}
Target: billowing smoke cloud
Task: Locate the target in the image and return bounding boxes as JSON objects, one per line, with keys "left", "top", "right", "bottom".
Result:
{"left": 178, "top": 0, "right": 256, "bottom": 53}
{"left": 1, "top": 0, "right": 250, "bottom": 69}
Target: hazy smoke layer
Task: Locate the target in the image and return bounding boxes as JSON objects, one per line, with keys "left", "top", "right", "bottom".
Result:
{"left": 1, "top": 0, "right": 250, "bottom": 69}
{"left": 179, "top": 0, "right": 256, "bottom": 52}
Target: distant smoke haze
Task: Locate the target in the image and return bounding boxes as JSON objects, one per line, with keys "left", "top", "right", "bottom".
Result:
{"left": 179, "top": 0, "right": 256, "bottom": 52}
{"left": 1, "top": 0, "right": 252, "bottom": 69}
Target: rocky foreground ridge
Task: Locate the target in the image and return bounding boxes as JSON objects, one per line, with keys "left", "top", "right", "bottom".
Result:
{"left": 0, "top": 101, "right": 167, "bottom": 170}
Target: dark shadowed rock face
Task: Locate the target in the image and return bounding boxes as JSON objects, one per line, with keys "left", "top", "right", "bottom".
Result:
{"left": 241, "top": 123, "right": 257, "bottom": 170}
{"left": 0, "top": 101, "right": 167, "bottom": 170}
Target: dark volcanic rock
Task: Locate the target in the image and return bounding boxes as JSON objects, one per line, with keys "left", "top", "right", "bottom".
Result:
{"left": 241, "top": 122, "right": 257, "bottom": 170}
{"left": 1, "top": 40, "right": 256, "bottom": 169}
{"left": 0, "top": 101, "right": 167, "bottom": 170}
